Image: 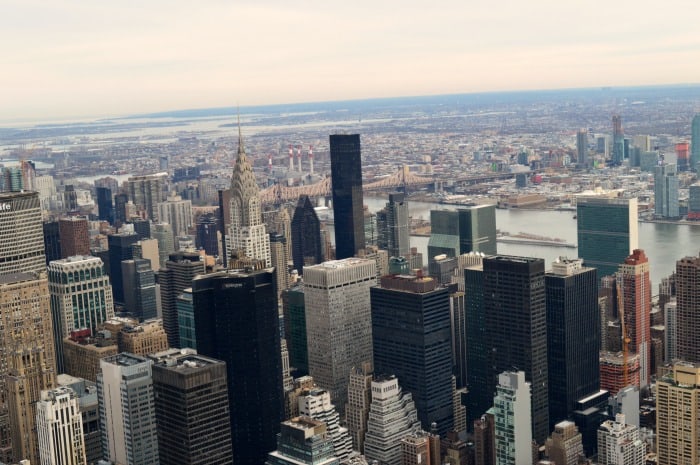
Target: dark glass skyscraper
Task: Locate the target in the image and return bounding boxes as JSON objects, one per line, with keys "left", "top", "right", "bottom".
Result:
{"left": 427, "top": 205, "right": 496, "bottom": 263}
{"left": 545, "top": 258, "right": 599, "bottom": 430}
{"left": 106, "top": 232, "right": 139, "bottom": 305}
{"left": 282, "top": 285, "right": 307, "bottom": 375}
{"left": 371, "top": 273, "right": 454, "bottom": 435}
{"left": 96, "top": 186, "right": 114, "bottom": 223}
{"left": 330, "top": 134, "right": 365, "bottom": 259}
{"left": 43, "top": 221, "right": 62, "bottom": 265}
{"left": 468, "top": 255, "right": 549, "bottom": 443}
{"left": 376, "top": 192, "right": 410, "bottom": 258}
{"left": 576, "top": 196, "right": 638, "bottom": 279}
{"left": 195, "top": 213, "right": 220, "bottom": 257}
{"left": 191, "top": 268, "right": 283, "bottom": 465}
{"left": 150, "top": 349, "right": 233, "bottom": 465}
{"left": 291, "top": 195, "right": 323, "bottom": 274}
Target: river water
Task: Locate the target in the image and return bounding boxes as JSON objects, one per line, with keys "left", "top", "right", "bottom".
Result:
{"left": 363, "top": 196, "right": 700, "bottom": 289}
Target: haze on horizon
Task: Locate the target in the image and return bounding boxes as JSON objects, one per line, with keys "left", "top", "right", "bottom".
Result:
{"left": 2, "top": 0, "right": 699, "bottom": 123}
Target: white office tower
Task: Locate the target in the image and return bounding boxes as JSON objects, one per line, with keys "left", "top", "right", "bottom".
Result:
{"left": 363, "top": 375, "right": 421, "bottom": 465}
{"left": 229, "top": 125, "right": 271, "bottom": 266}
{"left": 36, "top": 387, "right": 87, "bottom": 465}
{"left": 493, "top": 371, "right": 532, "bottom": 465}
{"left": 304, "top": 259, "right": 376, "bottom": 411}
{"left": 97, "top": 353, "right": 158, "bottom": 465}
{"left": 298, "top": 388, "right": 353, "bottom": 461}
{"left": 157, "top": 194, "right": 193, "bottom": 240}
{"left": 597, "top": 414, "right": 644, "bottom": 465}
{"left": 47, "top": 256, "right": 115, "bottom": 372}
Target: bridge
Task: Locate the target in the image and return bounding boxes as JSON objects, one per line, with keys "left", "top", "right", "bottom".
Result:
{"left": 259, "top": 166, "right": 435, "bottom": 204}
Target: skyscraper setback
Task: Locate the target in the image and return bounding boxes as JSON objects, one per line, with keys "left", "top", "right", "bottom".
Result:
{"left": 291, "top": 195, "right": 323, "bottom": 274}
{"left": 330, "top": 134, "right": 365, "bottom": 259}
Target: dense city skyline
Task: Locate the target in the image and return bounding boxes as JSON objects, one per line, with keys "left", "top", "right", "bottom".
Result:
{"left": 3, "top": 0, "right": 700, "bottom": 122}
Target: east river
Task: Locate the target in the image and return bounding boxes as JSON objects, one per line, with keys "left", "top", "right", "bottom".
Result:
{"left": 363, "top": 196, "right": 700, "bottom": 290}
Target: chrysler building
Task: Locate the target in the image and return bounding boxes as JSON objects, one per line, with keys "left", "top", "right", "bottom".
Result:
{"left": 229, "top": 124, "right": 271, "bottom": 267}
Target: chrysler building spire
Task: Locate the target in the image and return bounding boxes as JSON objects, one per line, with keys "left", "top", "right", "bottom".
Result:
{"left": 228, "top": 118, "right": 271, "bottom": 266}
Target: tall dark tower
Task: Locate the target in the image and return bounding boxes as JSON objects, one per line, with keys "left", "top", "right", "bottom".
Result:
{"left": 291, "top": 195, "right": 323, "bottom": 274}
{"left": 191, "top": 268, "right": 283, "bottom": 465}
{"left": 371, "top": 272, "right": 454, "bottom": 435}
{"left": 545, "top": 257, "right": 599, "bottom": 429}
{"left": 96, "top": 187, "right": 114, "bottom": 223}
{"left": 150, "top": 349, "right": 233, "bottom": 465}
{"left": 330, "top": 134, "right": 365, "bottom": 259}
{"left": 195, "top": 213, "right": 220, "bottom": 257}
{"left": 612, "top": 115, "right": 624, "bottom": 164}
{"left": 106, "top": 232, "right": 139, "bottom": 305}
{"left": 471, "top": 255, "right": 549, "bottom": 443}
{"left": 376, "top": 192, "right": 410, "bottom": 258}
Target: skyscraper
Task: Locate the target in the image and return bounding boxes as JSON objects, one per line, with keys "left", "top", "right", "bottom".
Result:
{"left": 48, "top": 256, "right": 115, "bottom": 372}
{"left": 97, "top": 353, "right": 159, "bottom": 465}
{"left": 376, "top": 192, "right": 410, "bottom": 258}
{"left": 121, "top": 258, "right": 157, "bottom": 320}
{"left": 656, "top": 362, "right": 700, "bottom": 465}
{"left": 195, "top": 213, "right": 219, "bottom": 257}
{"left": 152, "top": 223, "right": 175, "bottom": 269}
{"left": 617, "top": 250, "right": 651, "bottom": 388}
{"left": 106, "top": 232, "right": 139, "bottom": 305}
{"left": 545, "top": 257, "right": 599, "bottom": 428}
{"left": 0, "top": 191, "right": 46, "bottom": 276}
{"left": 36, "top": 386, "right": 87, "bottom": 465}
{"left": 291, "top": 195, "right": 323, "bottom": 274}
{"left": 363, "top": 375, "right": 421, "bottom": 465}
{"left": 304, "top": 258, "right": 375, "bottom": 411}
{"left": 612, "top": 115, "right": 624, "bottom": 165}
{"left": 126, "top": 173, "right": 165, "bottom": 221}
{"left": 493, "top": 371, "right": 532, "bottom": 465}
{"left": 597, "top": 414, "right": 644, "bottom": 465}
{"left": 427, "top": 206, "right": 496, "bottom": 262}
{"left": 345, "top": 362, "right": 373, "bottom": 453}
{"left": 676, "top": 255, "right": 700, "bottom": 363}
{"left": 691, "top": 114, "right": 700, "bottom": 171}
{"left": 576, "top": 196, "right": 638, "bottom": 279}
{"left": 58, "top": 216, "right": 90, "bottom": 258}
{"left": 270, "top": 233, "right": 290, "bottom": 299}
{"left": 157, "top": 193, "right": 193, "bottom": 240}
{"left": 298, "top": 388, "right": 353, "bottom": 461}
{"left": 371, "top": 272, "right": 454, "bottom": 435}
{"left": 465, "top": 261, "right": 490, "bottom": 428}
{"left": 114, "top": 193, "right": 129, "bottom": 225}
{"left": 330, "top": 134, "right": 365, "bottom": 259}
{"left": 56, "top": 374, "right": 101, "bottom": 465}
{"left": 96, "top": 186, "right": 114, "bottom": 223}
{"left": 43, "top": 221, "right": 62, "bottom": 265}
{"left": 159, "top": 250, "right": 205, "bottom": 348}
{"left": 282, "top": 285, "right": 307, "bottom": 375}
{"left": 229, "top": 125, "right": 271, "bottom": 266}
{"left": 266, "top": 417, "right": 340, "bottom": 465}
{"left": 481, "top": 255, "right": 549, "bottom": 443}
{"left": 191, "top": 268, "right": 283, "bottom": 465}
{"left": 576, "top": 129, "right": 588, "bottom": 166}
{"left": 150, "top": 349, "right": 233, "bottom": 465}
{"left": 654, "top": 162, "right": 679, "bottom": 218}
{"left": 0, "top": 272, "right": 56, "bottom": 464}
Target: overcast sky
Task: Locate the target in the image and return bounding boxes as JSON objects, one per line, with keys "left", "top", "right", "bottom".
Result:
{"left": 2, "top": 0, "right": 699, "bottom": 122}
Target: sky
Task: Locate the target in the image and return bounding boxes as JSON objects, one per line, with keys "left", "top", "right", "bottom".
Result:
{"left": 2, "top": 0, "right": 699, "bottom": 122}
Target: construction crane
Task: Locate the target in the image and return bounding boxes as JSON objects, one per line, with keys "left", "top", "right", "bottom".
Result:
{"left": 617, "top": 280, "right": 631, "bottom": 387}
